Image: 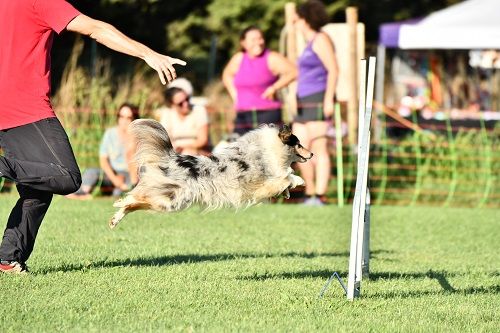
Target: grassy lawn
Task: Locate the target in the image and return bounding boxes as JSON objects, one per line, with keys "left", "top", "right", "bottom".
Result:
{"left": 0, "top": 194, "right": 498, "bottom": 332}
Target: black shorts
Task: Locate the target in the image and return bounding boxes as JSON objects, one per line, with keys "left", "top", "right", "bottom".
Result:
{"left": 295, "top": 91, "right": 329, "bottom": 123}
{"left": 234, "top": 109, "right": 283, "bottom": 136}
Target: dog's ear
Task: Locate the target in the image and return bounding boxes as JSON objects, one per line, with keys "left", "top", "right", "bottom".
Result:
{"left": 278, "top": 124, "right": 292, "bottom": 144}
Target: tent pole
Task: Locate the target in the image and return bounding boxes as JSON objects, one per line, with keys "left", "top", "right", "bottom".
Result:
{"left": 346, "top": 7, "right": 359, "bottom": 147}
{"left": 374, "top": 45, "right": 386, "bottom": 142}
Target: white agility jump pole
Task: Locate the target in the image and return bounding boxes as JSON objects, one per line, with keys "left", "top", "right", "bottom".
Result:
{"left": 347, "top": 56, "right": 376, "bottom": 300}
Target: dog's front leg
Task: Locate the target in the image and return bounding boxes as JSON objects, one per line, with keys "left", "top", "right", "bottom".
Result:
{"left": 277, "top": 174, "right": 303, "bottom": 199}
{"left": 288, "top": 174, "right": 305, "bottom": 188}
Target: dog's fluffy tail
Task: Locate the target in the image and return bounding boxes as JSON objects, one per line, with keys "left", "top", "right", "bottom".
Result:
{"left": 129, "top": 119, "right": 174, "bottom": 165}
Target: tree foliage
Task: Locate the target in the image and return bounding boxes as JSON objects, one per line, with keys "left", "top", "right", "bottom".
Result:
{"left": 165, "top": 0, "right": 463, "bottom": 68}
{"left": 58, "top": 0, "right": 465, "bottom": 89}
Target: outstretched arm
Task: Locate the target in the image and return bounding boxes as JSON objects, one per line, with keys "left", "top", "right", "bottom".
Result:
{"left": 66, "top": 14, "right": 186, "bottom": 84}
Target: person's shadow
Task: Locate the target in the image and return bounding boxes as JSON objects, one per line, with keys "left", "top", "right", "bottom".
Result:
{"left": 38, "top": 250, "right": 350, "bottom": 274}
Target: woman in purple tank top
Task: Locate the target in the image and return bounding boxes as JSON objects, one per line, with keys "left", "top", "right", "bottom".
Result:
{"left": 223, "top": 26, "right": 297, "bottom": 135}
{"left": 293, "top": 0, "right": 339, "bottom": 205}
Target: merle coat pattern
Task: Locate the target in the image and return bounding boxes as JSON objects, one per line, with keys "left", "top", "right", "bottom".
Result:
{"left": 109, "top": 119, "right": 312, "bottom": 228}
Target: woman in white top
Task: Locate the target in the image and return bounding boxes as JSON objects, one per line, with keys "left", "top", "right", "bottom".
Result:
{"left": 159, "top": 87, "right": 209, "bottom": 155}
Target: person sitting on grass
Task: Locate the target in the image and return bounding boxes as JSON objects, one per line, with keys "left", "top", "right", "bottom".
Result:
{"left": 66, "top": 103, "right": 139, "bottom": 199}
{"left": 158, "top": 86, "right": 210, "bottom": 156}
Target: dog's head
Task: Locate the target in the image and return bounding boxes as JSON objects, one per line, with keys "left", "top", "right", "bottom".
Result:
{"left": 278, "top": 125, "right": 313, "bottom": 163}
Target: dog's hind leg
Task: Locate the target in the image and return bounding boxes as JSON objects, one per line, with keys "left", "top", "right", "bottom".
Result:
{"left": 109, "top": 195, "right": 151, "bottom": 229}
{"left": 109, "top": 207, "right": 128, "bottom": 229}
{"left": 113, "top": 194, "right": 136, "bottom": 208}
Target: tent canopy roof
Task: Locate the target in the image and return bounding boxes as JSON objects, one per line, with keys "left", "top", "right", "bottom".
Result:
{"left": 379, "top": 0, "right": 500, "bottom": 49}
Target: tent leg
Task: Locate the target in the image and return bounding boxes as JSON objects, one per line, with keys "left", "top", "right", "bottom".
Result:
{"left": 374, "top": 45, "right": 386, "bottom": 142}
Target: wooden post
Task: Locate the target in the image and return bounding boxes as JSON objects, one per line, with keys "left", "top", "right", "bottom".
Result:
{"left": 285, "top": 3, "right": 297, "bottom": 62}
{"left": 374, "top": 45, "right": 386, "bottom": 142}
{"left": 284, "top": 2, "right": 299, "bottom": 122}
{"left": 346, "top": 7, "right": 359, "bottom": 147}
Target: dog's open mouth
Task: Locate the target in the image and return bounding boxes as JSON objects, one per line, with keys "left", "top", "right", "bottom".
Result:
{"left": 296, "top": 153, "right": 313, "bottom": 163}
{"left": 295, "top": 144, "right": 313, "bottom": 163}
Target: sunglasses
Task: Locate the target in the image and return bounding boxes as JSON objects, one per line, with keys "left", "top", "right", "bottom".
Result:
{"left": 118, "top": 114, "right": 134, "bottom": 120}
{"left": 173, "top": 97, "right": 190, "bottom": 107}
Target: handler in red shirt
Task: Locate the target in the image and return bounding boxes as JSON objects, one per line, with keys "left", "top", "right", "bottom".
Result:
{"left": 0, "top": 0, "right": 186, "bottom": 273}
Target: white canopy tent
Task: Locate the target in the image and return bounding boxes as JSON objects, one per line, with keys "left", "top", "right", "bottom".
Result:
{"left": 399, "top": 0, "right": 500, "bottom": 49}
{"left": 375, "top": 0, "right": 500, "bottom": 137}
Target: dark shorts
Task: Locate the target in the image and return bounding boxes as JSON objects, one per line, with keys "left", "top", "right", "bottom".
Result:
{"left": 234, "top": 109, "right": 283, "bottom": 136}
{"left": 295, "top": 91, "right": 329, "bottom": 123}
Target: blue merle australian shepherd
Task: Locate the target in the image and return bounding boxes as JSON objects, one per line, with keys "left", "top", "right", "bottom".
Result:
{"left": 109, "top": 119, "right": 313, "bottom": 228}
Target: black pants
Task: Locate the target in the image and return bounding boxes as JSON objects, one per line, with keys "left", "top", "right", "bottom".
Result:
{"left": 0, "top": 117, "right": 81, "bottom": 263}
{"left": 234, "top": 109, "right": 283, "bottom": 136}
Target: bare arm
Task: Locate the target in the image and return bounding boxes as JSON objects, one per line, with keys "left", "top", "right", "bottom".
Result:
{"left": 178, "top": 124, "right": 209, "bottom": 152}
{"left": 262, "top": 51, "right": 298, "bottom": 100}
{"left": 313, "top": 32, "right": 339, "bottom": 117}
{"left": 222, "top": 52, "right": 243, "bottom": 103}
{"left": 66, "top": 14, "right": 186, "bottom": 85}
{"left": 194, "top": 124, "right": 209, "bottom": 149}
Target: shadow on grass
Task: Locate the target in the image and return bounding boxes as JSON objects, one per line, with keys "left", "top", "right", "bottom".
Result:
{"left": 241, "top": 268, "right": 499, "bottom": 297}
{"left": 39, "top": 251, "right": 350, "bottom": 274}
{"left": 240, "top": 269, "right": 460, "bottom": 282}
{"left": 369, "top": 285, "right": 500, "bottom": 299}
{"left": 239, "top": 269, "right": 349, "bottom": 281}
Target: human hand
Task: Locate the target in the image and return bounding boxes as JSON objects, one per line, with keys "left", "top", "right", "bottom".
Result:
{"left": 323, "top": 101, "right": 334, "bottom": 118}
{"left": 119, "top": 183, "right": 130, "bottom": 191}
{"left": 113, "top": 174, "right": 129, "bottom": 192}
{"left": 261, "top": 86, "right": 277, "bottom": 100}
{"left": 144, "top": 52, "right": 187, "bottom": 85}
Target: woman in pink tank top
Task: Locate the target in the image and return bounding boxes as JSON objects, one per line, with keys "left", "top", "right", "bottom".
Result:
{"left": 223, "top": 26, "right": 297, "bottom": 135}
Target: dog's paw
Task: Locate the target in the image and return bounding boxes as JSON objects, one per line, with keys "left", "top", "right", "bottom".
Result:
{"left": 282, "top": 188, "right": 290, "bottom": 199}
{"left": 289, "top": 175, "right": 305, "bottom": 188}
{"left": 109, "top": 217, "right": 118, "bottom": 229}
{"left": 109, "top": 209, "right": 125, "bottom": 229}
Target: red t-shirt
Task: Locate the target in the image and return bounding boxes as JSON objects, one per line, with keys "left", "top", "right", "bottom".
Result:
{"left": 0, "top": 0, "right": 80, "bottom": 130}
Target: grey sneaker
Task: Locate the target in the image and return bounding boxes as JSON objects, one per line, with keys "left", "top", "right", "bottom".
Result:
{"left": 303, "top": 196, "right": 325, "bottom": 206}
{"left": 0, "top": 260, "right": 29, "bottom": 274}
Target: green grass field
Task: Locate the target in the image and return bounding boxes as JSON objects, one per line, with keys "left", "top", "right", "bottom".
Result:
{"left": 0, "top": 195, "right": 498, "bottom": 332}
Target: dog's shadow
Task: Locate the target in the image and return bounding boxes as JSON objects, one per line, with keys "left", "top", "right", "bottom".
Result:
{"left": 39, "top": 253, "right": 498, "bottom": 298}
{"left": 39, "top": 251, "right": 350, "bottom": 274}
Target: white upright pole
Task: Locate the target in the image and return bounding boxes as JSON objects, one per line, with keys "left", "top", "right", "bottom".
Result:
{"left": 359, "top": 57, "right": 376, "bottom": 277}
{"left": 347, "top": 59, "right": 366, "bottom": 300}
{"left": 354, "top": 60, "right": 368, "bottom": 285}
{"left": 356, "top": 146, "right": 369, "bottom": 284}
{"left": 347, "top": 57, "right": 376, "bottom": 300}
{"left": 358, "top": 57, "right": 376, "bottom": 281}
{"left": 357, "top": 60, "right": 367, "bottom": 147}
